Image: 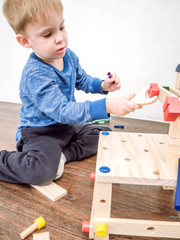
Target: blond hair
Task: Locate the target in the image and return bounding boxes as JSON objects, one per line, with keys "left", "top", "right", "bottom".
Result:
{"left": 3, "top": 0, "right": 63, "bottom": 34}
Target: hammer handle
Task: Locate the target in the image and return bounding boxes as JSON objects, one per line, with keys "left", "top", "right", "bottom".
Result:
{"left": 20, "top": 222, "right": 38, "bottom": 239}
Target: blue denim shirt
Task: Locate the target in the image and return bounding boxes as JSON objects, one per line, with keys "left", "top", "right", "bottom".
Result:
{"left": 16, "top": 48, "right": 109, "bottom": 141}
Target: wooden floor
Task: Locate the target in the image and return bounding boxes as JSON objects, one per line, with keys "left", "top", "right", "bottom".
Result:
{"left": 0, "top": 102, "right": 180, "bottom": 240}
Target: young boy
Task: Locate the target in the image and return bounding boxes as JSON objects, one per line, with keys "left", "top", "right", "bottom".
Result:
{"left": 2, "top": 0, "right": 141, "bottom": 185}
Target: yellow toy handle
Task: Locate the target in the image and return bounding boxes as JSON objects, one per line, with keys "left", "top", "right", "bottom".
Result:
{"left": 34, "top": 216, "right": 46, "bottom": 229}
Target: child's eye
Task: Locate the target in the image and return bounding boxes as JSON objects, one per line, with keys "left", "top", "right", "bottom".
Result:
{"left": 43, "top": 32, "right": 52, "bottom": 38}
{"left": 60, "top": 26, "right": 65, "bottom": 31}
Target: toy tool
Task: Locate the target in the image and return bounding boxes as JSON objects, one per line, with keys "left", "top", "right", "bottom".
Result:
{"left": 131, "top": 85, "right": 158, "bottom": 105}
{"left": 20, "top": 216, "right": 45, "bottom": 239}
{"left": 107, "top": 72, "right": 112, "bottom": 78}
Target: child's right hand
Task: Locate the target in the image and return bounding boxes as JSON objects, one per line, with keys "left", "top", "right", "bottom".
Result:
{"left": 106, "top": 93, "right": 142, "bottom": 116}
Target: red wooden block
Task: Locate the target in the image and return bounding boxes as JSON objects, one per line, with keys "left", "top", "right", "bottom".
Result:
{"left": 163, "top": 97, "right": 180, "bottom": 121}
{"left": 148, "top": 83, "right": 160, "bottom": 98}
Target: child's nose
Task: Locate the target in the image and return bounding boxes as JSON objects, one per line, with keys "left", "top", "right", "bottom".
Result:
{"left": 55, "top": 31, "right": 63, "bottom": 43}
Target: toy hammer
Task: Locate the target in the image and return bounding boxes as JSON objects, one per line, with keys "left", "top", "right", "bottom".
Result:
{"left": 20, "top": 216, "right": 46, "bottom": 239}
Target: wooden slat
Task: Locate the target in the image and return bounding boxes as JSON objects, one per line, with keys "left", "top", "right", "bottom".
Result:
{"left": 169, "top": 87, "right": 180, "bottom": 96}
{"left": 32, "top": 182, "right": 67, "bottom": 202}
{"left": 94, "top": 217, "right": 180, "bottom": 238}
{"left": 33, "top": 232, "right": 50, "bottom": 240}
{"left": 89, "top": 182, "right": 112, "bottom": 240}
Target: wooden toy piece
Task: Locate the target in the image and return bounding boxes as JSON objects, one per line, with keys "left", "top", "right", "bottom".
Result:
{"left": 175, "top": 159, "right": 180, "bottom": 210}
{"left": 95, "top": 132, "right": 178, "bottom": 186}
{"left": 131, "top": 85, "right": 158, "bottom": 105}
{"left": 165, "top": 141, "right": 180, "bottom": 169}
{"left": 33, "top": 232, "right": 50, "bottom": 240}
{"left": 114, "top": 125, "right": 124, "bottom": 129}
{"left": 87, "top": 132, "right": 180, "bottom": 239}
{"left": 168, "top": 65, "right": 180, "bottom": 139}
{"left": 107, "top": 72, "right": 116, "bottom": 84}
{"left": 147, "top": 83, "right": 160, "bottom": 98}
{"left": 90, "top": 172, "right": 96, "bottom": 181}
{"left": 107, "top": 72, "right": 112, "bottom": 78}
{"left": 163, "top": 97, "right": 180, "bottom": 121}
{"left": 32, "top": 182, "right": 67, "bottom": 202}
{"left": 169, "top": 87, "right": 180, "bottom": 97}
{"left": 95, "top": 223, "right": 108, "bottom": 238}
{"left": 158, "top": 86, "right": 179, "bottom": 104}
{"left": 82, "top": 220, "right": 90, "bottom": 233}
{"left": 175, "top": 64, "right": 180, "bottom": 90}
{"left": 93, "top": 217, "right": 180, "bottom": 238}
{"left": 169, "top": 116, "right": 180, "bottom": 139}
{"left": 20, "top": 216, "right": 45, "bottom": 239}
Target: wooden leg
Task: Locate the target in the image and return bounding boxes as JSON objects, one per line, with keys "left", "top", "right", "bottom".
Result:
{"left": 90, "top": 182, "right": 112, "bottom": 239}
{"left": 169, "top": 117, "right": 180, "bottom": 139}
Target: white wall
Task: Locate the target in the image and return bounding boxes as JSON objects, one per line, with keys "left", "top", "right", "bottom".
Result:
{"left": 0, "top": 0, "right": 180, "bottom": 121}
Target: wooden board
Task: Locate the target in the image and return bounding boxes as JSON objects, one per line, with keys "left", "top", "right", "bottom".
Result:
{"left": 95, "top": 132, "right": 179, "bottom": 186}
{"left": 89, "top": 182, "right": 112, "bottom": 240}
{"left": 32, "top": 182, "right": 67, "bottom": 202}
{"left": 93, "top": 217, "right": 180, "bottom": 238}
{"left": 33, "top": 232, "right": 50, "bottom": 240}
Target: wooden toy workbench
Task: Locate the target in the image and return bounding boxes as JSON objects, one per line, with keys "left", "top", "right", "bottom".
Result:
{"left": 83, "top": 65, "right": 180, "bottom": 239}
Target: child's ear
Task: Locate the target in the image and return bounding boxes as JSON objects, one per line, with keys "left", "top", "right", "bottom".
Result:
{"left": 16, "top": 34, "right": 32, "bottom": 48}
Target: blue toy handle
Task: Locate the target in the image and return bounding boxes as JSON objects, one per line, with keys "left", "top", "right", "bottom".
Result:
{"left": 174, "top": 158, "right": 180, "bottom": 210}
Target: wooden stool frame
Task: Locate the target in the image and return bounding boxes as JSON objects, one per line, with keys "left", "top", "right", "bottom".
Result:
{"left": 89, "top": 69, "right": 180, "bottom": 239}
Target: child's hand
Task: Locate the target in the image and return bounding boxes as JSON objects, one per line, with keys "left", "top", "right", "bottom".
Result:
{"left": 101, "top": 73, "right": 121, "bottom": 92}
{"left": 106, "top": 93, "right": 142, "bottom": 116}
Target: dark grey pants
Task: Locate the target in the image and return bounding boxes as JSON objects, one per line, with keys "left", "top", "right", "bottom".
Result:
{"left": 0, "top": 124, "right": 111, "bottom": 185}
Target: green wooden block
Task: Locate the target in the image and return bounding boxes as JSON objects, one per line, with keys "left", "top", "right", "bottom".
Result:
{"left": 163, "top": 86, "right": 170, "bottom": 91}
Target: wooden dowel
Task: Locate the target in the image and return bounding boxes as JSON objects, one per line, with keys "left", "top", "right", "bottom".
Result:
{"left": 20, "top": 222, "right": 38, "bottom": 239}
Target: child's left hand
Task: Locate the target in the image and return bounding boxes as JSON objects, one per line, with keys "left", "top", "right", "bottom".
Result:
{"left": 101, "top": 73, "right": 121, "bottom": 92}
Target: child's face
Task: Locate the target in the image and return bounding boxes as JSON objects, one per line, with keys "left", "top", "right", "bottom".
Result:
{"left": 24, "top": 11, "right": 68, "bottom": 64}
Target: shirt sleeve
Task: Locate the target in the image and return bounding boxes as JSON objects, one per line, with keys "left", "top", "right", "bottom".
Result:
{"left": 68, "top": 50, "right": 108, "bottom": 95}
{"left": 25, "top": 70, "right": 109, "bottom": 124}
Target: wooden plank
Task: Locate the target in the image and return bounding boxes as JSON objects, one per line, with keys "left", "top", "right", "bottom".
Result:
{"left": 94, "top": 217, "right": 180, "bottom": 238}
{"left": 169, "top": 116, "right": 180, "bottom": 139}
{"left": 89, "top": 181, "right": 112, "bottom": 240}
{"left": 169, "top": 87, "right": 180, "bottom": 96}
{"left": 32, "top": 182, "right": 67, "bottom": 202}
{"left": 33, "top": 232, "right": 50, "bottom": 240}
{"left": 95, "top": 132, "right": 178, "bottom": 186}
